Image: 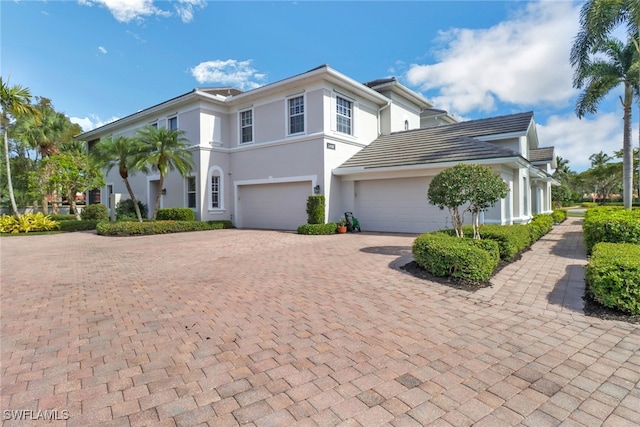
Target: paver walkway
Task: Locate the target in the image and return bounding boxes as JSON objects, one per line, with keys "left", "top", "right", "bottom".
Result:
{"left": 1, "top": 218, "right": 639, "bottom": 426}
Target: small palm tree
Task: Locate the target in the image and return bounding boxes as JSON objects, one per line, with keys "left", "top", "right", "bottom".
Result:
{"left": 1, "top": 77, "right": 38, "bottom": 218}
{"left": 574, "top": 37, "right": 638, "bottom": 209}
{"left": 92, "top": 136, "right": 146, "bottom": 222}
{"left": 135, "top": 126, "right": 194, "bottom": 220}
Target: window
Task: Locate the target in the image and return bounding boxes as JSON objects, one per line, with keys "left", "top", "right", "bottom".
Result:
{"left": 187, "top": 177, "right": 196, "bottom": 208}
{"left": 240, "top": 110, "right": 253, "bottom": 143}
{"left": 168, "top": 116, "right": 178, "bottom": 130}
{"left": 404, "top": 120, "right": 409, "bottom": 131}
{"left": 211, "top": 175, "right": 220, "bottom": 209}
{"left": 150, "top": 122, "right": 158, "bottom": 129}
{"left": 336, "top": 97, "right": 352, "bottom": 134}
{"left": 288, "top": 96, "right": 304, "bottom": 134}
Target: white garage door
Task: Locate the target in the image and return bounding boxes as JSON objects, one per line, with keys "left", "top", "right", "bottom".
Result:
{"left": 355, "top": 177, "right": 450, "bottom": 233}
{"left": 238, "top": 181, "right": 311, "bottom": 230}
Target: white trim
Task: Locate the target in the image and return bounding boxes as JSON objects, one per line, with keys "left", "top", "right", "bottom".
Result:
{"left": 233, "top": 175, "right": 318, "bottom": 228}
{"left": 207, "top": 166, "right": 224, "bottom": 212}
{"left": 286, "top": 93, "right": 306, "bottom": 136}
{"left": 474, "top": 131, "right": 526, "bottom": 142}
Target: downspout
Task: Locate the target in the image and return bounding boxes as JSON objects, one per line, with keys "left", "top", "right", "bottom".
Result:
{"left": 377, "top": 100, "right": 391, "bottom": 136}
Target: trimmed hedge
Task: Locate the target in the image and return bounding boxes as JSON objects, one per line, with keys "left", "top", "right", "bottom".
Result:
{"left": 97, "top": 220, "right": 223, "bottom": 236}
{"left": 586, "top": 243, "right": 640, "bottom": 315}
{"left": 306, "top": 195, "right": 325, "bottom": 224}
{"left": 297, "top": 223, "right": 337, "bottom": 235}
{"left": 528, "top": 214, "right": 554, "bottom": 243}
{"left": 156, "top": 208, "right": 195, "bottom": 221}
{"left": 412, "top": 233, "right": 500, "bottom": 283}
{"left": 206, "top": 220, "right": 234, "bottom": 229}
{"left": 583, "top": 208, "right": 640, "bottom": 253}
{"left": 58, "top": 220, "right": 99, "bottom": 232}
{"left": 50, "top": 214, "right": 77, "bottom": 221}
{"left": 82, "top": 204, "right": 109, "bottom": 221}
{"left": 552, "top": 209, "right": 567, "bottom": 224}
{"left": 477, "top": 224, "right": 532, "bottom": 261}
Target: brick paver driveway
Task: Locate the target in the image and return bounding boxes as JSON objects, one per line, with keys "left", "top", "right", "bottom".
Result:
{"left": 1, "top": 218, "right": 639, "bottom": 426}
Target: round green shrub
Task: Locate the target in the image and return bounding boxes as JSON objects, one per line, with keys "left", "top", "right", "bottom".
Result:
{"left": 586, "top": 243, "right": 640, "bottom": 315}
{"left": 412, "top": 233, "right": 499, "bottom": 283}
{"left": 116, "top": 199, "right": 148, "bottom": 220}
{"left": 297, "top": 223, "right": 337, "bottom": 235}
{"left": 156, "top": 208, "right": 195, "bottom": 221}
{"left": 82, "top": 204, "right": 109, "bottom": 221}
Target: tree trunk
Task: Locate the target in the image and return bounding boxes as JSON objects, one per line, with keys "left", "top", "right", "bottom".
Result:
{"left": 69, "top": 191, "right": 80, "bottom": 220}
{"left": 123, "top": 178, "right": 143, "bottom": 222}
{"left": 472, "top": 211, "right": 481, "bottom": 239}
{"left": 3, "top": 128, "right": 21, "bottom": 219}
{"left": 622, "top": 83, "right": 633, "bottom": 209}
{"left": 153, "top": 173, "right": 164, "bottom": 220}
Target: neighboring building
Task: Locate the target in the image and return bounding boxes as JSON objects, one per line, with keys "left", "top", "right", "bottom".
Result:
{"left": 77, "top": 65, "right": 556, "bottom": 233}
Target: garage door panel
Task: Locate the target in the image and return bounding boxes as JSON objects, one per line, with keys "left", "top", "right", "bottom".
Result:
{"left": 355, "top": 178, "right": 449, "bottom": 233}
{"left": 239, "top": 182, "right": 310, "bottom": 230}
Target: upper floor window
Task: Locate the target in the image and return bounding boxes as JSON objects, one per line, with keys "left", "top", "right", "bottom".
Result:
{"left": 336, "top": 97, "right": 352, "bottom": 135}
{"left": 404, "top": 120, "right": 409, "bottom": 131}
{"left": 150, "top": 122, "right": 158, "bottom": 129}
{"left": 288, "top": 96, "right": 304, "bottom": 134}
{"left": 168, "top": 116, "right": 178, "bottom": 130}
{"left": 240, "top": 110, "right": 253, "bottom": 144}
{"left": 186, "top": 177, "right": 196, "bottom": 209}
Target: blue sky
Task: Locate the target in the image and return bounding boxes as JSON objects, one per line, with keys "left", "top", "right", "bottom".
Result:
{"left": 1, "top": 0, "right": 636, "bottom": 171}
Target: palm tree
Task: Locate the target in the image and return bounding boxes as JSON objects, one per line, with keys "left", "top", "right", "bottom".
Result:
{"left": 571, "top": 0, "right": 640, "bottom": 209}
{"left": 1, "top": 77, "right": 38, "bottom": 218}
{"left": 135, "top": 126, "right": 194, "bottom": 220}
{"left": 574, "top": 37, "right": 638, "bottom": 209}
{"left": 92, "top": 136, "right": 145, "bottom": 222}
{"left": 553, "top": 156, "right": 571, "bottom": 183}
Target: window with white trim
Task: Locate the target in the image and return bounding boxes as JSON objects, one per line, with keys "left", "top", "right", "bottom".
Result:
{"left": 211, "top": 175, "right": 220, "bottom": 209}
{"left": 207, "top": 166, "right": 224, "bottom": 211}
{"left": 336, "top": 96, "right": 352, "bottom": 135}
{"left": 168, "top": 116, "right": 178, "bottom": 130}
{"left": 240, "top": 110, "right": 253, "bottom": 144}
{"left": 288, "top": 96, "right": 304, "bottom": 134}
{"left": 186, "top": 177, "right": 196, "bottom": 208}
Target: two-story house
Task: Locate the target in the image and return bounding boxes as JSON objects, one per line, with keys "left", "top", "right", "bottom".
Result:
{"left": 78, "top": 65, "right": 556, "bottom": 233}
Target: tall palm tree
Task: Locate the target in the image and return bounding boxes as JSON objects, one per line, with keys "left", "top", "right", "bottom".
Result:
{"left": 571, "top": 0, "right": 640, "bottom": 209}
{"left": 553, "top": 156, "right": 571, "bottom": 183}
{"left": 1, "top": 77, "right": 38, "bottom": 218}
{"left": 135, "top": 126, "right": 194, "bottom": 220}
{"left": 92, "top": 136, "right": 145, "bottom": 222}
{"left": 574, "top": 37, "right": 638, "bottom": 209}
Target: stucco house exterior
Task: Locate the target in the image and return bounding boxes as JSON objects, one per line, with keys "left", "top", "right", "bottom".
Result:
{"left": 77, "top": 65, "right": 556, "bottom": 233}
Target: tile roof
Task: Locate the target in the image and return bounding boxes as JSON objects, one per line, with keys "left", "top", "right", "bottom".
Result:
{"left": 529, "top": 147, "right": 554, "bottom": 163}
{"left": 338, "top": 112, "right": 534, "bottom": 170}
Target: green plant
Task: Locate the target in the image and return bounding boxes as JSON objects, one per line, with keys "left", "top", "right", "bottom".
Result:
{"left": 206, "top": 220, "right": 234, "bottom": 229}
{"left": 412, "top": 232, "right": 499, "bottom": 283}
{"left": 155, "top": 207, "right": 195, "bottom": 221}
{"left": 528, "top": 214, "right": 554, "bottom": 242}
{"left": 116, "top": 199, "right": 148, "bottom": 221}
{"left": 306, "top": 195, "right": 325, "bottom": 224}
{"left": 58, "top": 219, "right": 99, "bottom": 232}
{"left": 49, "top": 214, "right": 77, "bottom": 221}
{"left": 583, "top": 208, "right": 640, "bottom": 253}
{"left": 97, "top": 220, "right": 223, "bottom": 236}
{"left": 552, "top": 209, "right": 568, "bottom": 224}
{"left": 82, "top": 204, "right": 109, "bottom": 221}
{"left": 476, "top": 224, "right": 532, "bottom": 261}
{"left": 586, "top": 243, "right": 640, "bottom": 315}
{"left": 0, "top": 213, "right": 59, "bottom": 233}
{"left": 297, "top": 223, "right": 337, "bottom": 235}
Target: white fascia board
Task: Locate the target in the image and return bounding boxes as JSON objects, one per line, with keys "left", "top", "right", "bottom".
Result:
{"left": 333, "top": 156, "right": 527, "bottom": 177}
{"left": 474, "top": 131, "right": 526, "bottom": 142}
{"left": 367, "top": 80, "right": 433, "bottom": 109}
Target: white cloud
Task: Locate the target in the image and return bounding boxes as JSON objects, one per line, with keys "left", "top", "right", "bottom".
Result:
{"left": 78, "top": 0, "right": 170, "bottom": 23}
{"left": 98, "top": 46, "right": 107, "bottom": 54}
{"left": 406, "top": 1, "right": 579, "bottom": 115}
{"left": 190, "top": 59, "right": 267, "bottom": 90}
{"left": 174, "top": 0, "right": 207, "bottom": 23}
{"left": 537, "top": 112, "right": 634, "bottom": 172}
{"left": 70, "top": 115, "right": 119, "bottom": 132}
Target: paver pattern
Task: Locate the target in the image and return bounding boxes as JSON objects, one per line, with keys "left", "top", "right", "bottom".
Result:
{"left": 1, "top": 217, "right": 638, "bottom": 426}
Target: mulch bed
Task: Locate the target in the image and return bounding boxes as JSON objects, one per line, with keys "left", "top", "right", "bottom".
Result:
{"left": 401, "top": 260, "right": 639, "bottom": 324}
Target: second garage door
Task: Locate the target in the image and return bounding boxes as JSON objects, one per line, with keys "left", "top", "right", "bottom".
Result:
{"left": 354, "top": 177, "right": 450, "bottom": 233}
{"left": 238, "top": 181, "right": 311, "bottom": 230}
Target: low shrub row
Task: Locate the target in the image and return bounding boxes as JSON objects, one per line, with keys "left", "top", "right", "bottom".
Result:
{"left": 156, "top": 208, "right": 195, "bottom": 221}
{"left": 583, "top": 208, "right": 640, "bottom": 253}
{"left": 58, "top": 220, "right": 99, "bottom": 232}
{"left": 297, "top": 223, "right": 337, "bottom": 235}
{"left": 528, "top": 214, "right": 554, "bottom": 242}
{"left": 49, "top": 214, "right": 78, "bottom": 221}
{"left": 412, "top": 233, "right": 500, "bottom": 283}
{"left": 206, "top": 220, "right": 234, "bottom": 229}
{"left": 0, "top": 213, "right": 60, "bottom": 233}
{"left": 552, "top": 209, "right": 567, "bottom": 224}
{"left": 586, "top": 243, "right": 640, "bottom": 315}
{"left": 82, "top": 204, "right": 109, "bottom": 221}
{"left": 96, "top": 220, "right": 224, "bottom": 236}
{"left": 475, "top": 224, "right": 532, "bottom": 262}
